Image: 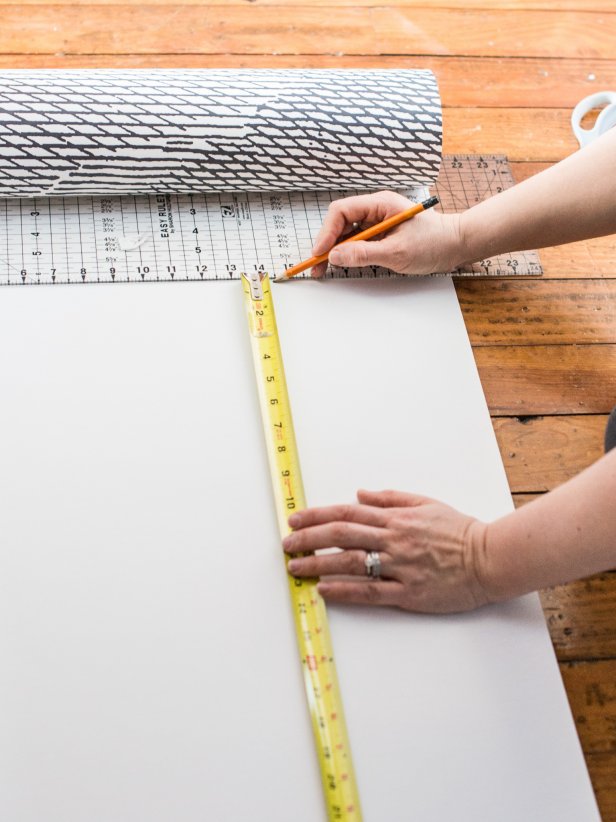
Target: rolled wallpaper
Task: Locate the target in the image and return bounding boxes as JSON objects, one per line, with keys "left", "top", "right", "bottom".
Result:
{"left": 0, "top": 69, "right": 442, "bottom": 196}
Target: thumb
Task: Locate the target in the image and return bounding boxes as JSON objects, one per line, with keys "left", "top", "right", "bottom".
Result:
{"left": 357, "top": 489, "right": 433, "bottom": 508}
{"left": 328, "top": 239, "right": 396, "bottom": 270}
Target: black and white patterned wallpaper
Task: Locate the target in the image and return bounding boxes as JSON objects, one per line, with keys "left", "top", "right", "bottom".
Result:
{"left": 0, "top": 70, "right": 442, "bottom": 196}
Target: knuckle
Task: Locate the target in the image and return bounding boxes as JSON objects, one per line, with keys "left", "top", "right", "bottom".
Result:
{"left": 331, "top": 522, "right": 351, "bottom": 543}
{"left": 337, "top": 504, "right": 353, "bottom": 522}
{"left": 288, "top": 531, "right": 304, "bottom": 551}
{"left": 365, "top": 582, "right": 382, "bottom": 603}
{"left": 341, "top": 551, "right": 359, "bottom": 574}
{"left": 353, "top": 244, "right": 370, "bottom": 267}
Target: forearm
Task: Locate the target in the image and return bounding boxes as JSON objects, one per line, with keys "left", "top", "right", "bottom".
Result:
{"left": 457, "top": 128, "right": 616, "bottom": 265}
{"left": 479, "top": 448, "right": 616, "bottom": 600}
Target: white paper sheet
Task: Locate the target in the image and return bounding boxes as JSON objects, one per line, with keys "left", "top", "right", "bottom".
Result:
{"left": 0, "top": 277, "right": 599, "bottom": 821}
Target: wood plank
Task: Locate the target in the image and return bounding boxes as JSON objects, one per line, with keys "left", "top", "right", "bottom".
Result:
{"left": 540, "top": 573, "right": 616, "bottom": 660}
{"left": 512, "top": 492, "right": 543, "bottom": 507}
{"left": 560, "top": 663, "right": 616, "bottom": 819}
{"left": 457, "top": 279, "right": 616, "bottom": 345}
{"left": 444, "top": 108, "right": 577, "bottom": 161}
{"left": 0, "top": 7, "right": 614, "bottom": 59}
{"left": 493, "top": 414, "right": 607, "bottom": 491}
{"left": 0, "top": 55, "right": 611, "bottom": 110}
{"left": 560, "top": 659, "right": 616, "bottom": 754}
{"left": 5, "top": 0, "right": 616, "bottom": 9}
{"left": 530, "top": 237, "right": 616, "bottom": 280}
{"left": 475, "top": 344, "right": 616, "bottom": 415}
{"left": 585, "top": 752, "right": 616, "bottom": 822}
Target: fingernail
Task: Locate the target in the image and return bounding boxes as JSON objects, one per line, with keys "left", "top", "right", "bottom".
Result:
{"left": 329, "top": 249, "right": 342, "bottom": 265}
{"left": 288, "top": 514, "right": 300, "bottom": 527}
{"left": 282, "top": 535, "right": 292, "bottom": 549}
{"left": 288, "top": 560, "right": 299, "bottom": 573}
{"left": 317, "top": 583, "right": 331, "bottom": 595}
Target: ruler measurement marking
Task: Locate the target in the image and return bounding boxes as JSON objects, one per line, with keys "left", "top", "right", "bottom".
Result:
{"left": 245, "top": 193, "right": 263, "bottom": 276}
{"left": 75, "top": 198, "right": 87, "bottom": 282}
{"left": 131, "top": 195, "right": 144, "bottom": 281}
{"left": 119, "top": 196, "right": 129, "bottom": 282}
{"left": 89, "top": 197, "right": 101, "bottom": 282}
{"left": 258, "top": 192, "right": 276, "bottom": 276}
{"left": 31, "top": 197, "right": 40, "bottom": 283}
{"left": 2, "top": 198, "right": 16, "bottom": 284}
{"left": 202, "top": 192, "right": 217, "bottom": 280}
{"left": 173, "top": 194, "right": 190, "bottom": 281}
{"left": 18, "top": 199, "right": 24, "bottom": 282}
{"left": 61, "top": 197, "right": 70, "bottom": 283}
{"left": 47, "top": 197, "right": 55, "bottom": 281}
{"left": 217, "top": 192, "right": 233, "bottom": 279}
{"left": 187, "top": 194, "right": 202, "bottom": 280}
{"left": 146, "top": 194, "right": 160, "bottom": 282}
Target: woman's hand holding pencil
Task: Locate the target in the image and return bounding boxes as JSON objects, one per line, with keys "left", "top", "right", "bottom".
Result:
{"left": 275, "top": 190, "right": 464, "bottom": 281}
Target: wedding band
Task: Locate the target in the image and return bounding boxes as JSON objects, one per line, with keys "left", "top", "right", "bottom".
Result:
{"left": 364, "top": 551, "right": 381, "bottom": 579}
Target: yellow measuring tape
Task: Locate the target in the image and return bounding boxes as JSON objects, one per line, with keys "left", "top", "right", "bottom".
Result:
{"left": 242, "top": 271, "right": 362, "bottom": 821}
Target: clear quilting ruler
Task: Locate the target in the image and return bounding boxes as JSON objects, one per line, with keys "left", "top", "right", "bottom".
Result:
{"left": 0, "top": 155, "right": 541, "bottom": 286}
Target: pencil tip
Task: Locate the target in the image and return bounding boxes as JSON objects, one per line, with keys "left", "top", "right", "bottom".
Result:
{"left": 273, "top": 275, "right": 288, "bottom": 283}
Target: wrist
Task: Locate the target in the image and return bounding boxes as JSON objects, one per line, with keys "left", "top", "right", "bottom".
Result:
{"left": 463, "top": 518, "right": 493, "bottom": 607}
{"left": 455, "top": 207, "right": 482, "bottom": 269}
{"left": 433, "top": 211, "right": 467, "bottom": 273}
{"left": 465, "top": 517, "right": 515, "bottom": 605}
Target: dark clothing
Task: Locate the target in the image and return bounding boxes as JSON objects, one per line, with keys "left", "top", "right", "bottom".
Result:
{"left": 605, "top": 406, "right": 616, "bottom": 453}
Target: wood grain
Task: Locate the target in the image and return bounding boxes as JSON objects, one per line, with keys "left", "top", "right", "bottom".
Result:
{"left": 585, "top": 753, "right": 616, "bottom": 821}
{"left": 560, "top": 659, "right": 616, "bottom": 752}
{"left": 5, "top": 0, "right": 616, "bottom": 8}
{"left": 493, "top": 414, "right": 607, "bottom": 492}
{"left": 475, "top": 344, "right": 616, "bottom": 415}
{"left": 457, "top": 279, "right": 616, "bottom": 345}
{"left": 444, "top": 108, "right": 578, "bottom": 161}
{"left": 540, "top": 574, "right": 616, "bottom": 660}
{"left": 0, "top": 54, "right": 612, "bottom": 111}
{"left": 0, "top": 7, "right": 613, "bottom": 59}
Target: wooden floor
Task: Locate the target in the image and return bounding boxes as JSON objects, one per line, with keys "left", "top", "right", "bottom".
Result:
{"left": 1, "top": 0, "right": 615, "bottom": 817}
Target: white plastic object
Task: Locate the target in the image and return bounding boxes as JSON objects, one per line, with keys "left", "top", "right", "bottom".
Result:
{"left": 571, "top": 90, "right": 616, "bottom": 147}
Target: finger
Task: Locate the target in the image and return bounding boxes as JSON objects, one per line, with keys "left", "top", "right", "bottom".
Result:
{"left": 311, "top": 191, "right": 411, "bottom": 257}
{"left": 289, "top": 503, "right": 388, "bottom": 531}
{"left": 357, "top": 488, "right": 433, "bottom": 508}
{"left": 288, "top": 549, "right": 393, "bottom": 580}
{"left": 317, "top": 579, "right": 402, "bottom": 608}
{"left": 310, "top": 259, "right": 329, "bottom": 279}
{"left": 328, "top": 238, "right": 401, "bottom": 270}
{"left": 282, "top": 521, "right": 386, "bottom": 555}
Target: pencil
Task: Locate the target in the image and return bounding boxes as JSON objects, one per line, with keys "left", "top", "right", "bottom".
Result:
{"left": 274, "top": 195, "right": 439, "bottom": 282}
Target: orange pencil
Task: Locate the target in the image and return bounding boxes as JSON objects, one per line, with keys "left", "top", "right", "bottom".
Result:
{"left": 274, "top": 195, "right": 439, "bottom": 282}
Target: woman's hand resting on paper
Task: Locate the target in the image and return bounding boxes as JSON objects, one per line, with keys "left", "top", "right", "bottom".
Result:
{"left": 282, "top": 488, "right": 491, "bottom": 614}
{"left": 282, "top": 450, "right": 616, "bottom": 614}
{"left": 309, "top": 190, "right": 465, "bottom": 278}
